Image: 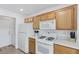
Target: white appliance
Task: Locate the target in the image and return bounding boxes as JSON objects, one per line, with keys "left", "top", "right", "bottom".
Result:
{"left": 40, "top": 20, "right": 56, "bottom": 29}
{"left": 36, "top": 41, "right": 54, "bottom": 54}
{"left": 36, "top": 34, "right": 56, "bottom": 54}
{"left": 18, "top": 23, "right": 34, "bottom": 53}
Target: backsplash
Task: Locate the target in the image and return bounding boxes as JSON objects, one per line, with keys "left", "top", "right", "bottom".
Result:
{"left": 38, "top": 29, "right": 77, "bottom": 40}
{"left": 56, "top": 30, "right": 71, "bottom": 40}
{"left": 39, "top": 29, "right": 56, "bottom": 35}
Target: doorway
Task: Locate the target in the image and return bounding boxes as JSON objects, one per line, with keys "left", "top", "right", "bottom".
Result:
{"left": 0, "top": 15, "right": 16, "bottom": 47}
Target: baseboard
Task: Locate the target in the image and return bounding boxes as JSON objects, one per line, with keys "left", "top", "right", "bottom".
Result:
{"left": 0, "top": 44, "right": 13, "bottom": 48}
{"left": 17, "top": 48, "right": 29, "bottom": 54}
{"left": 7, "top": 44, "right": 15, "bottom": 47}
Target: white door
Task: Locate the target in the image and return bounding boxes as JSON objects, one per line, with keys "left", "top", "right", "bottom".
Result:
{"left": 9, "top": 18, "right": 16, "bottom": 46}
{"left": 0, "top": 16, "right": 15, "bottom": 47}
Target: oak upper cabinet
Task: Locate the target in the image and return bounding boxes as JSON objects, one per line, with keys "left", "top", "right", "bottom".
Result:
{"left": 40, "top": 13, "right": 48, "bottom": 21}
{"left": 33, "top": 16, "right": 40, "bottom": 29}
{"left": 55, "top": 5, "right": 77, "bottom": 30}
{"left": 24, "top": 17, "right": 33, "bottom": 23}
{"left": 47, "top": 12, "right": 55, "bottom": 20}
{"left": 54, "top": 44, "right": 79, "bottom": 54}
{"left": 40, "top": 12, "right": 55, "bottom": 21}
{"left": 33, "top": 12, "right": 55, "bottom": 29}
{"left": 29, "top": 37, "right": 36, "bottom": 54}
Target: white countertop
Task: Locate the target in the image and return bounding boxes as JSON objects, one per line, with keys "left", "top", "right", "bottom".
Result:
{"left": 29, "top": 36, "right": 79, "bottom": 50}
{"left": 29, "top": 35, "right": 36, "bottom": 39}
{"left": 55, "top": 39, "right": 79, "bottom": 50}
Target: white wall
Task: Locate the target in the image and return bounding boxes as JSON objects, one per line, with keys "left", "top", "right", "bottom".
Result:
{"left": 0, "top": 8, "right": 25, "bottom": 48}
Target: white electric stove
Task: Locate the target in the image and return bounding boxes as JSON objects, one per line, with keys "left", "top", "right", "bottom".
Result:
{"left": 36, "top": 34, "right": 56, "bottom": 54}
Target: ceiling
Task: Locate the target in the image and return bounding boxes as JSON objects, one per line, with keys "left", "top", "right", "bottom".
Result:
{"left": 0, "top": 4, "right": 62, "bottom": 16}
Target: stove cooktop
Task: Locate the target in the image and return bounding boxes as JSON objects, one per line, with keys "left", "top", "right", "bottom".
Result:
{"left": 46, "top": 37, "right": 55, "bottom": 41}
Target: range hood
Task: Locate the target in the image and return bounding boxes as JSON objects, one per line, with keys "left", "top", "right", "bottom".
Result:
{"left": 40, "top": 19, "right": 56, "bottom": 29}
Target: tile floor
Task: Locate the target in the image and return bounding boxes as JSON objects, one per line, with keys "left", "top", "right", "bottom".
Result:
{"left": 0, "top": 45, "right": 24, "bottom": 54}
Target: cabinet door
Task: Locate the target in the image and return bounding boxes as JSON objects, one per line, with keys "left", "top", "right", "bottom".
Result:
{"left": 29, "top": 38, "right": 36, "bottom": 54}
{"left": 24, "top": 17, "right": 33, "bottom": 23}
{"left": 40, "top": 13, "right": 48, "bottom": 21}
{"left": 56, "top": 7, "right": 74, "bottom": 30}
{"left": 54, "top": 44, "right": 79, "bottom": 54}
{"left": 40, "top": 12, "right": 55, "bottom": 21}
{"left": 33, "top": 16, "right": 40, "bottom": 29}
{"left": 47, "top": 12, "right": 55, "bottom": 19}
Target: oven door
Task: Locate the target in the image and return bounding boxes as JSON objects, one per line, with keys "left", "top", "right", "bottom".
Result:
{"left": 36, "top": 41, "right": 53, "bottom": 54}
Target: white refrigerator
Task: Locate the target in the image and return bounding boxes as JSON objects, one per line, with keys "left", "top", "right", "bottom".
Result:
{"left": 18, "top": 23, "right": 34, "bottom": 53}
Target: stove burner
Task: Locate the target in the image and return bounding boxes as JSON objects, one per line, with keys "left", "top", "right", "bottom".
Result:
{"left": 38, "top": 36, "right": 46, "bottom": 39}
{"left": 46, "top": 37, "right": 54, "bottom": 41}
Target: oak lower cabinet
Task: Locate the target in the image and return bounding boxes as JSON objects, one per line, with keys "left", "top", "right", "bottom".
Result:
{"left": 29, "top": 37, "right": 36, "bottom": 54}
{"left": 55, "top": 5, "right": 77, "bottom": 30}
{"left": 54, "top": 44, "right": 79, "bottom": 54}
